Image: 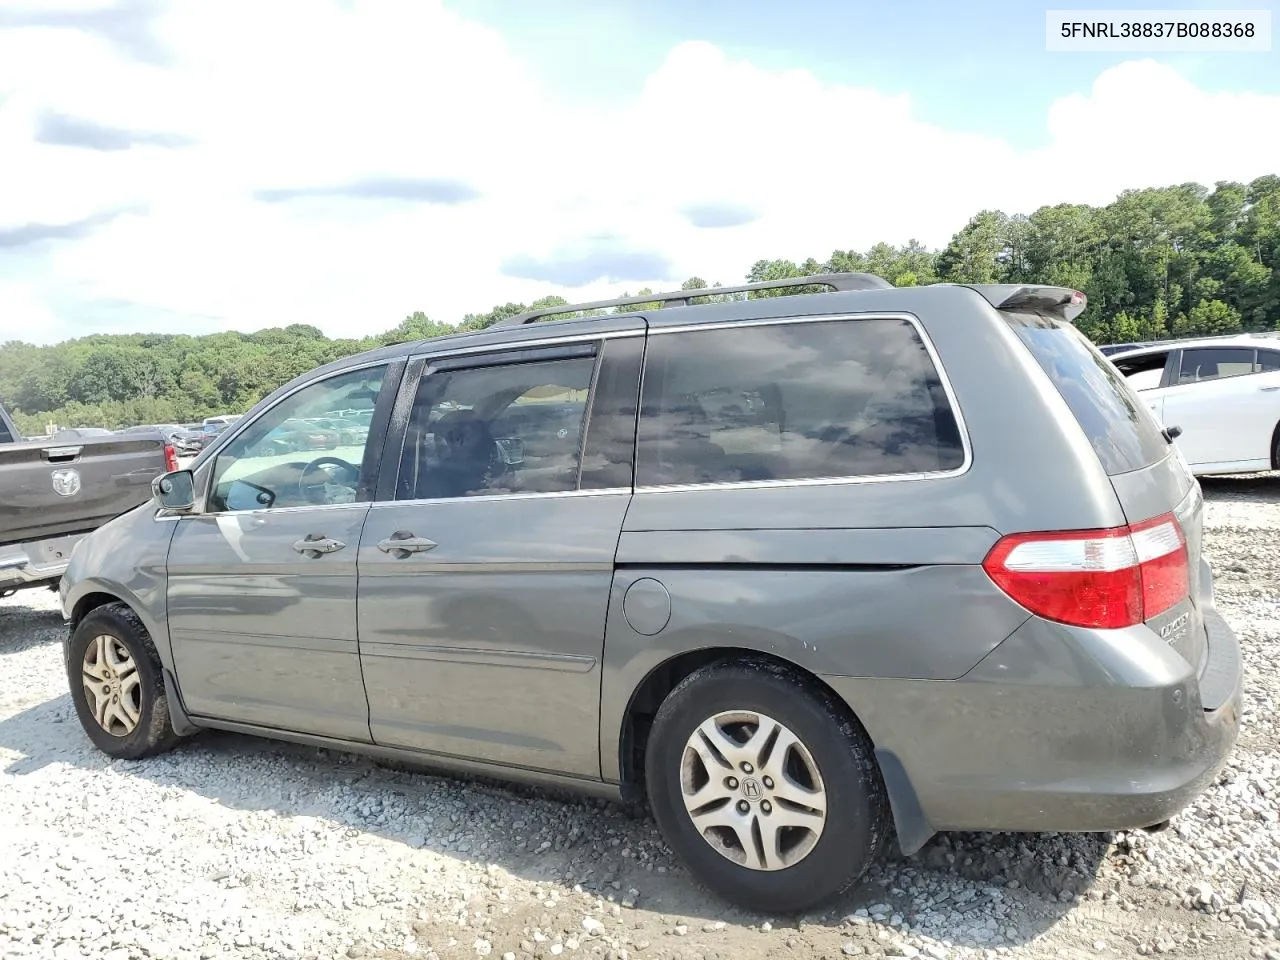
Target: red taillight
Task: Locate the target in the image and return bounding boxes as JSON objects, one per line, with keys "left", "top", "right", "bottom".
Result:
{"left": 164, "top": 443, "right": 179, "bottom": 473}
{"left": 982, "top": 512, "right": 1188, "bottom": 629}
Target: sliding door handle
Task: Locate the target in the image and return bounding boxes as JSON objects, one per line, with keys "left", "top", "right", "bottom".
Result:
{"left": 377, "top": 531, "right": 438, "bottom": 558}
{"left": 292, "top": 535, "right": 346, "bottom": 558}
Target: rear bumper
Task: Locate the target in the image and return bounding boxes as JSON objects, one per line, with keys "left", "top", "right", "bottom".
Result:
{"left": 0, "top": 533, "right": 85, "bottom": 590}
{"left": 825, "top": 606, "right": 1242, "bottom": 853}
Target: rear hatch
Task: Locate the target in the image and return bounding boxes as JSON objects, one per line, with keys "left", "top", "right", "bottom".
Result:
{"left": 0, "top": 434, "right": 169, "bottom": 548}
{"left": 981, "top": 286, "right": 1206, "bottom": 675}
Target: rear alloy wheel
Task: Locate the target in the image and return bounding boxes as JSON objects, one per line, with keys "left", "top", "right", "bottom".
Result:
{"left": 67, "top": 603, "right": 183, "bottom": 760}
{"left": 679, "top": 711, "right": 827, "bottom": 871}
{"left": 646, "top": 660, "right": 890, "bottom": 913}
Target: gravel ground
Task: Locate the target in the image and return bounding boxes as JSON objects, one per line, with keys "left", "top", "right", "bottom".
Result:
{"left": 2, "top": 475, "right": 1278, "bottom": 960}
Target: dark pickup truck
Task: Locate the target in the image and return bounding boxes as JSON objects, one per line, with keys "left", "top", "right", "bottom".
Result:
{"left": 0, "top": 402, "right": 176, "bottom": 597}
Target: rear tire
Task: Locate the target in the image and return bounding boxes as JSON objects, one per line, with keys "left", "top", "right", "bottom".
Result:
{"left": 67, "top": 603, "right": 182, "bottom": 760}
{"left": 645, "top": 659, "right": 890, "bottom": 913}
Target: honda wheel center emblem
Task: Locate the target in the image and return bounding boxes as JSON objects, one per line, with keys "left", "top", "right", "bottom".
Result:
{"left": 51, "top": 468, "right": 82, "bottom": 497}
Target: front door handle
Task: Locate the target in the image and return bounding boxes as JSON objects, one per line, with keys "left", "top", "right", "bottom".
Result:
{"left": 292, "top": 535, "right": 346, "bottom": 558}
{"left": 377, "top": 531, "right": 438, "bottom": 558}
{"left": 1260, "top": 385, "right": 1280, "bottom": 392}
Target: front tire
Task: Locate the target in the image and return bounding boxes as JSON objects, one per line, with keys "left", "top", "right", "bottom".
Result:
{"left": 645, "top": 659, "right": 891, "bottom": 914}
{"left": 67, "top": 603, "right": 182, "bottom": 760}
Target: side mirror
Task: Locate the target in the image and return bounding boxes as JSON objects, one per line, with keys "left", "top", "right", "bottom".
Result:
{"left": 153, "top": 470, "right": 196, "bottom": 511}
{"left": 1164, "top": 425, "right": 1183, "bottom": 442}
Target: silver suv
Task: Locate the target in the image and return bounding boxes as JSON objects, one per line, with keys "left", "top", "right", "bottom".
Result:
{"left": 59, "top": 274, "right": 1242, "bottom": 913}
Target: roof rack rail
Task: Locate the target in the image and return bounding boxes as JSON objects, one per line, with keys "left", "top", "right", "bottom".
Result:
{"left": 492, "top": 272, "right": 893, "bottom": 328}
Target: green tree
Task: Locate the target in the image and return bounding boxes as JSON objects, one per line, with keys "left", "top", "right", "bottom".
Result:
{"left": 936, "top": 211, "right": 1012, "bottom": 284}
{"left": 1184, "top": 298, "right": 1242, "bottom": 336}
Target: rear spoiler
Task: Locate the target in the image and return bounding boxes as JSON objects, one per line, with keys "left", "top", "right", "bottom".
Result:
{"left": 960, "top": 284, "right": 1088, "bottom": 323}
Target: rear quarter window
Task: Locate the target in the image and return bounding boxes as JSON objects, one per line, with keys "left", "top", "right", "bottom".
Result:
{"left": 636, "top": 316, "right": 966, "bottom": 486}
{"left": 1004, "top": 313, "right": 1169, "bottom": 475}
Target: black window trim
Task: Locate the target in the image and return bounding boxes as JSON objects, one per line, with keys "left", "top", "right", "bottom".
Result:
{"left": 632, "top": 311, "right": 973, "bottom": 495}
{"left": 375, "top": 337, "right": 637, "bottom": 506}
{"left": 578, "top": 334, "right": 646, "bottom": 492}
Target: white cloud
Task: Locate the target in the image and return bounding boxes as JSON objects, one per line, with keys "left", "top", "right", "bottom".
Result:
{"left": 0, "top": 1, "right": 1277, "bottom": 345}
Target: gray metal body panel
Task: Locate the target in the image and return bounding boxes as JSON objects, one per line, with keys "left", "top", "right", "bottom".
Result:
{"left": 58, "top": 277, "right": 1242, "bottom": 858}
{"left": 61, "top": 502, "right": 178, "bottom": 659}
{"left": 0, "top": 432, "right": 169, "bottom": 549}
{"left": 357, "top": 491, "right": 629, "bottom": 777}
{"left": 165, "top": 504, "right": 372, "bottom": 741}
{"left": 826, "top": 579, "right": 1239, "bottom": 840}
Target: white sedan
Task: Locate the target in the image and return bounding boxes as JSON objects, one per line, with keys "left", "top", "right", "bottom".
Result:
{"left": 1109, "top": 334, "right": 1280, "bottom": 476}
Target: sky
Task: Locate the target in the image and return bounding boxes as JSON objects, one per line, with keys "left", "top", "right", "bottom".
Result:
{"left": 0, "top": 0, "right": 1277, "bottom": 346}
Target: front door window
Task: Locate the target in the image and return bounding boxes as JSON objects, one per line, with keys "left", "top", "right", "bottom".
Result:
{"left": 208, "top": 366, "right": 386, "bottom": 512}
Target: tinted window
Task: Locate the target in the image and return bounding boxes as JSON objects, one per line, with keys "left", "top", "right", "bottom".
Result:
{"left": 1258, "top": 350, "right": 1280, "bottom": 373}
{"left": 0, "top": 416, "right": 12, "bottom": 443}
{"left": 1005, "top": 314, "right": 1168, "bottom": 476}
{"left": 1179, "top": 348, "right": 1256, "bottom": 383}
{"left": 635, "top": 318, "right": 964, "bottom": 487}
{"left": 209, "top": 366, "right": 386, "bottom": 512}
{"left": 397, "top": 354, "right": 595, "bottom": 500}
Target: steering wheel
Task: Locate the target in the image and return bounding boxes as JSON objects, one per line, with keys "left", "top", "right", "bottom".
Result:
{"left": 298, "top": 456, "right": 360, "bottom": 502}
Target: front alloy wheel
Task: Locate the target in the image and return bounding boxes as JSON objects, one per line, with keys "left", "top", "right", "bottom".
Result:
{"left": 67, "top": 602, "right": 183, "bottom": 760}
{"left": 81, "top": 634, "right": 142, "bottom": 737}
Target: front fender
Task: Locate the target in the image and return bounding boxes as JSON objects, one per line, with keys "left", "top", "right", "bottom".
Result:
{"left": 61, "top": 504, "right": 179, "bottom": 669}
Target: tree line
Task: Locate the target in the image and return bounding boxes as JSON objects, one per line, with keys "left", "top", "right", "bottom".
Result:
{"left": 2, "top": 174, "right": 1277, "bottom": 436}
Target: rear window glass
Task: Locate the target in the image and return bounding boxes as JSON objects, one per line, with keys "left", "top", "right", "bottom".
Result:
{"left": 636, "top": 317, "right": 965, "bottom": 486}
{"left": 1004, "top": 313, "right": 1168, "bottom": 475}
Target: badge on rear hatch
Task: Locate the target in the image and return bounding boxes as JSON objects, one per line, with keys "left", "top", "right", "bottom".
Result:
{"left": 51, "top": 468, "right": 81, "bottom": 497}
{"left": 1160, "top": 611, "right": 1190, "bottom": 643}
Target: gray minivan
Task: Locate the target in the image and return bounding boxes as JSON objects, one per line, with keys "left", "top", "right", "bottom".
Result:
{"left": 59, "top": 275, "right": 1242, "bottom": 912}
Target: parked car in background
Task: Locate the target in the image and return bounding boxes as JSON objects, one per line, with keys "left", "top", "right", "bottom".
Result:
{"left": 59, "top": 274, "right": 1240, "bottom": 913}
{"left": 0, "top": 399, "right": 176, "bottom": 598}
{"left": 169, "top": 428, "right": 204, "bottom": 455}
{"left": 250, "top": 418, "right": 340, "bottom": 456}
{"left": 306, "top": 417, "right": 366, "bottom": 446}
{"left": 120, "top": 424, "right": 202, "bottom": 457}
{"left": 1109, "top": 333, "right": 1280, "bottom": 476}
{"left": 196, "top": 421, "right": 230, "bottom": 449}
